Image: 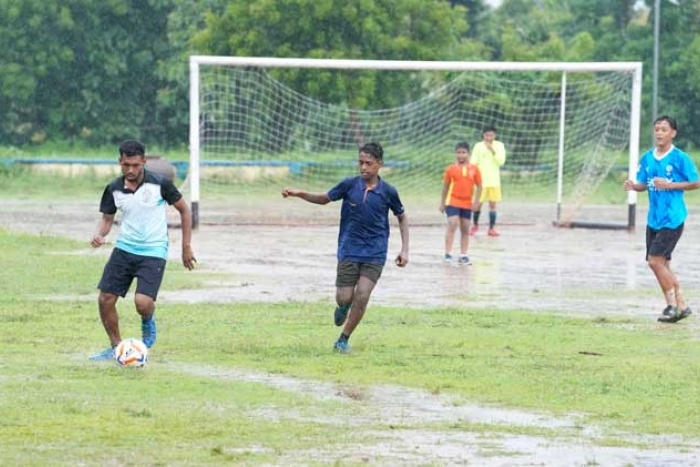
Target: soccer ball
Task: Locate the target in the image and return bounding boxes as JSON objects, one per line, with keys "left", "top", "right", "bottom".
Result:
{"left": 114, "top": 338, "right": 149, "bottom": 368}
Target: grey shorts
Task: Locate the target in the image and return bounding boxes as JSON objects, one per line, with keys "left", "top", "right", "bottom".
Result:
{"left": 336, "top": 261, "right": 384, "bottom": 287}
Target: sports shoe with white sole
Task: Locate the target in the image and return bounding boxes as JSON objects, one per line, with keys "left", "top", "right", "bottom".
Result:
{"left": 89, "top": 346, "right": 115, "bottom": 361}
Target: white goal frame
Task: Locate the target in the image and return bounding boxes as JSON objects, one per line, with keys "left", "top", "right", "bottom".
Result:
{"left": 189, "top": 56, "right": 642, "bottom": 230}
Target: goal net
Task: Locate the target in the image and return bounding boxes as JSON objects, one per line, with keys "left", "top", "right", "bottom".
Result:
{"left": 188, "top": 57, "right": 642, "bottom": 229}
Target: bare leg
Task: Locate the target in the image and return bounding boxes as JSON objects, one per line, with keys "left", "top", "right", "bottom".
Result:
{"left": 459, "top": 217, "right": 471, "bottom": 255}
{"left": 648, "top": 256, "right": 678, "bottom": 307}
{"left": 444, "top": 216, "right": 459, "bottom": 256}
{"left": 97, "top": 291, "right": 121, "bottom": 347}
{"left": 134, "top": 293, "right": 155, "bottom": 320}
{"left": 341, "top": 276, "right": 377, "bottom": 338}
{"left": 335, "top": 286, "right": 354, "bottom": 309}
{"left": 665, "top": 260, "right": 688, "bottom": 310}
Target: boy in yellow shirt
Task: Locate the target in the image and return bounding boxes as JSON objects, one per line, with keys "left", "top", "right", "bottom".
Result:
{"left": 470, "top": 125, "right": 506, "bottom": 236}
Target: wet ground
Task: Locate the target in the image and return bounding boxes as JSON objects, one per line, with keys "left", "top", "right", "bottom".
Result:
{"left": 3, "top": 198, "right": 700, "bottom": 465}
{"left": 7, "top": 199, "right": 700, "bottom": 319}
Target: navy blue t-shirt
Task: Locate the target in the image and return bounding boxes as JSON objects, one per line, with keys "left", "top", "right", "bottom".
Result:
{"left": 327, "top": 176, "right": 405, "bottom": 265}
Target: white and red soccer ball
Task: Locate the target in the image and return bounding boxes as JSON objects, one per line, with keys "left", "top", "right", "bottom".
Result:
{"left": 114, "top": 338, "right": 149, "bottom": 368}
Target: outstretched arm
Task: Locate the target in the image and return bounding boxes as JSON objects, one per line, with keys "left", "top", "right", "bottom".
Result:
{"left": 281, "top": 188, "right": 331, "bottom": 205}
{"left": 394, "top": 212, "right": 409, "bottom": 267}
{"left": 91, "top": 213, "right": 115, "bottom": 248}
{"left": 173, "top": 197, "right": 197, "bottom": 270}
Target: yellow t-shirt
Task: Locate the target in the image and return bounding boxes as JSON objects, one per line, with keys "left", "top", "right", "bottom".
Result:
{"left": 471, "top": 140, "right": 506, "bottom": 187}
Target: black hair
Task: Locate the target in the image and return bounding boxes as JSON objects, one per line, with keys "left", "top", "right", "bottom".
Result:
{"left": 119, "top": 140, "right": 146, "bottom": 157}
{"left": 654, "top": 115, "right": 677, "bottom": 131}
{"left": 455, "top": 141, "right": 470, "bottom": 151}
{"left": 482, "top": 125, "right": 497, "bottom": 134}
{"left": 359, "top": 142, "right": 384, "bottom": 161}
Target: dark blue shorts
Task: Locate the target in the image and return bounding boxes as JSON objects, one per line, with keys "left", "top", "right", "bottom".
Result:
{"left": 445, "top": 206, "right": 473, "bottom": 219}
{"left": 98, "top": 248, "right": 167, "bottom": 300}
{"left": 646, "top": 223, "right": 684, "bottom": 260}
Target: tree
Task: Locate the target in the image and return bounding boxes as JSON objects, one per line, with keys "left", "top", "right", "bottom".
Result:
{"left": 193, "top": 0, "right": 487, "bottom": 109}
{"left": 0, "top": 0, "right": 173, "bottom": 146}
{"left": 154, "top": 0, "right": 230, "bottom": 147}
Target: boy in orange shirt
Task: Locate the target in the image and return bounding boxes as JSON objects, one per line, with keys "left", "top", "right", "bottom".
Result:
{"left": 439, "top": 142, "right": 482, "bottom": 264}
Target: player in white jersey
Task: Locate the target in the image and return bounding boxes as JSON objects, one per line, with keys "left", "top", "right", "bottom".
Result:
{"left": 89, "top": 140, "right": 196, "bottom": 361}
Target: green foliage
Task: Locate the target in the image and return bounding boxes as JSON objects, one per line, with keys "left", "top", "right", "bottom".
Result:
{"left": 0, "top": 0, "right": 174, "bottom": 146}
{"left": 193, "top": 0, "right": 487, "bottom": 110}
{"left": 2, "top": 0, "right": 700, "bottom": 151}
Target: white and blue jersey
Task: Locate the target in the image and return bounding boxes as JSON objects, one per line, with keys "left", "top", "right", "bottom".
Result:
{"left": 327, "top": 176, "right": 404, "bottom": 265}
{"left": 635, "top": 146, "right": 699, "bottom": 230}
{"left": 100, "top": 170, "right": 182, "bottom": 259}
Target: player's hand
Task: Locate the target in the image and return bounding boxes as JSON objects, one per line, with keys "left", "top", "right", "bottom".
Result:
{"left": 281, "top": 188, "right": 298, "bottom": 198}
{"left": 623, "top": 179, "right": 635, "bottom": 191}
{"left": 651, "top": 177, "right": 673, "bottom": 190}
{"left": 439, "top": 204, "right": 445, "bottom": 213}
{"left": 182, "top": 245, "right": 197, "bottom": 270}
{"left": 91, "top": 235, "right": 106, "bottom": 248}
{"left": 395, "top": 252, "right": 409, "bottom": 267}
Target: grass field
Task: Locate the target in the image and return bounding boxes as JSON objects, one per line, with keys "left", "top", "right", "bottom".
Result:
{"left": 2, "top": 219, "right": 700, "bottom": 465}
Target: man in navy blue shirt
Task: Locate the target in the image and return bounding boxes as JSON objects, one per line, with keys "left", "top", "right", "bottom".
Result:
{"left": 624, "top": 115, "right": 699, "bottom": 323}
{"left": 283, "top": 142, "right": 410, "bottom": 353}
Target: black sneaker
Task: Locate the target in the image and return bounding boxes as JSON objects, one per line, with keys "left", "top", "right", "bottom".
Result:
{"left": 658, "top": 307, "right": 692, "bottom": 323}
{"left": 334, "top": 304, "right": 350, "bottom": 327}
{"left": 662, "top": 305, "right": 676, "bottom": 316}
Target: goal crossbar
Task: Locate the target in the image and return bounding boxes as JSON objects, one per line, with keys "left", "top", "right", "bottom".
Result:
{"left": 189, "top": 56, "right": 642, "bottom": 229}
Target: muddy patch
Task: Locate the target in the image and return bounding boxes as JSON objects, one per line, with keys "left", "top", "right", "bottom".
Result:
{"left": 170, "top": 363, "right": 700, "bottom": 466}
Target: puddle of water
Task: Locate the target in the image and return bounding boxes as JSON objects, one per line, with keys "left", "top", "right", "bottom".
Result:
{"left": 170, "top": 362, "right": 700, "bottom": 466}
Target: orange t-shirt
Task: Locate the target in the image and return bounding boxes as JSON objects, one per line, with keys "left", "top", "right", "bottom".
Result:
{"left": 443, "top": 163, "right": 482, "bottom": 209}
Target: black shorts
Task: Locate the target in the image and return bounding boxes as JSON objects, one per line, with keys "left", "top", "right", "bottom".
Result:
{"left": 98, "top": 248, "right": 167, "bottom": 300}
{"left": 646, "top": 224, "right": 684, "bottom": 261}
{"left": 336, "top": 261, "right": 384, "bottom": 287}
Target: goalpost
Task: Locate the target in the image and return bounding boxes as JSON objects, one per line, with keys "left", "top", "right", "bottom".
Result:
{"left": 188, "top": 56, "right": 642, "bottom": 229}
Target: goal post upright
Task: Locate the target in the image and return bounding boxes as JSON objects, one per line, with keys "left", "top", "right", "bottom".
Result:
{"left": 188, "top": 59, "right": 201, "bottom": 229}
{"left": 188, "top": 56, "right": 642, "bottom": 230}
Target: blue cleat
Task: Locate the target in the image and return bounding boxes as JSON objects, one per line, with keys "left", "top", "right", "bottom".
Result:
{"left": 142, "top": 316, "right": 157, "bottom": 348}
{"left": 334, "top": 304, "right": 350, "bottom": 327}
{"left": 333, "top": 339, "right": 351, "bottom": 354}
{"left": 444, "top": 253, "right": 452, "bottom": 263}
{"left": 89, "top": 346, "right": 115, "bottom": 361}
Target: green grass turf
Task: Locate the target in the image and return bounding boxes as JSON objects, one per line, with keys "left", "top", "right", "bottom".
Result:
{"left": 1, "top": 229, "right": 699, "bottom": 465}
